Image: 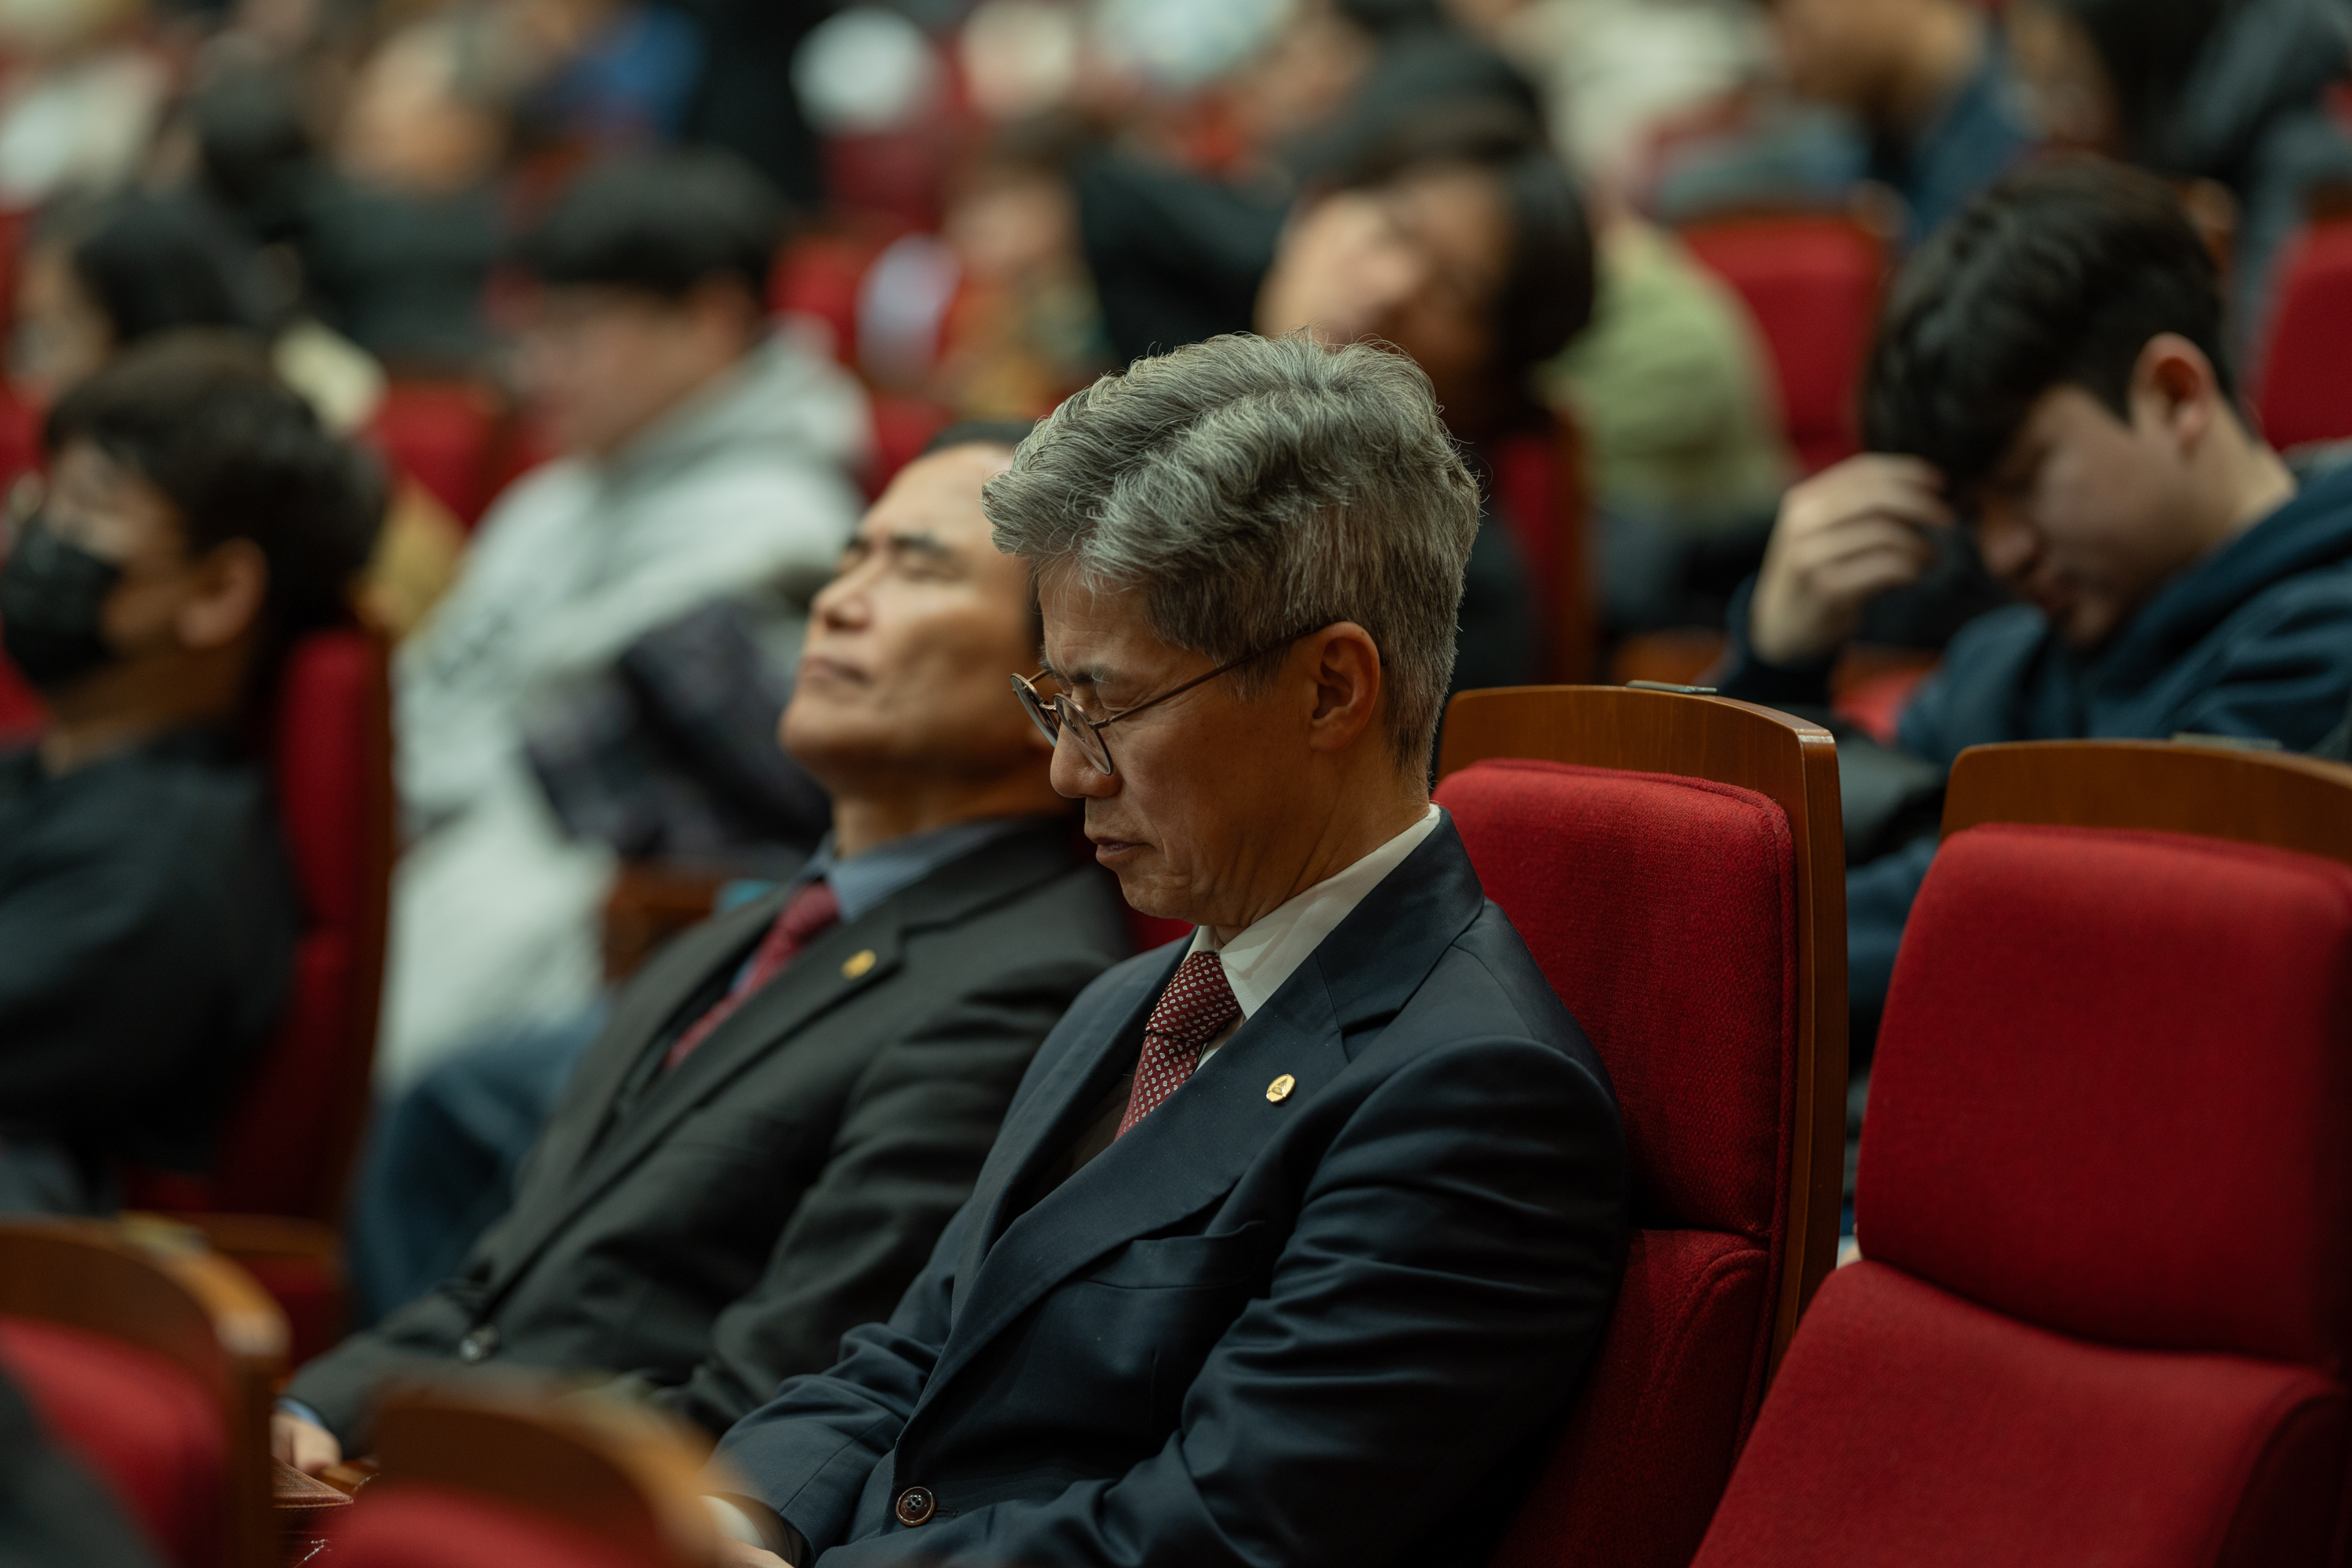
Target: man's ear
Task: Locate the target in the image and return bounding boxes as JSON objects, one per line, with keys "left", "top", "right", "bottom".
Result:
{"left": 1301, "top": 622, "right": 1383, "bottom": 753}
{"left": 2132, "top": 331, "right": 2227, "bottom": 453}
{"left": 176, "top": 538, "right": 270, "bottom": 652}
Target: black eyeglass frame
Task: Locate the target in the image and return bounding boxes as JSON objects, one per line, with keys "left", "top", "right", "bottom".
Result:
{"left": 1012, "top": 624, "right": 1330, "bottom": 777}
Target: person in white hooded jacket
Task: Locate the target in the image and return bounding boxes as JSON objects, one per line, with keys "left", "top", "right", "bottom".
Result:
{"left": 385, "top": 150, "right": 868, "bottom": 1088}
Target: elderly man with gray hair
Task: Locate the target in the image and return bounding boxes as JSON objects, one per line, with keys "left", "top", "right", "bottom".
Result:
{"left": 706, "top": 333, "right": 1629, "bottom": 1568}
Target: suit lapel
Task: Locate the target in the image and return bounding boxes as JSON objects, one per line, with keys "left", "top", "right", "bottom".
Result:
{"left": 527, "top": 887, "right": 793, "bottom": 1192}
{"left": 920, "top": 819, "right": 1491, "bottom": 1407}
{"left": 488, "top": 822, "right": 1077, "bottom": 1294}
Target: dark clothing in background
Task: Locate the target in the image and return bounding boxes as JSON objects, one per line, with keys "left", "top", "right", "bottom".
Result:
{"left": 0, "top": 1366, "right": 167, "bottom": 1568}
{"left": 1721, "top": 459, "right": 2352, "bottom": 1053}
{"left": 298, "top": 176, "right": 503, "bottom": 368}
{"left": 0, "top": 728, "right": 296, "bottom": 1206}
{"left": 524, "top": 599, "right": 831, "bottom": 868}
{"left": 2132, "top": 0, "right": 2352, "bottom": 353}
{"left": 1868, "top": 41, "right": 2036, "bottom": 249}
{"left": 713, "top": 822, "right": 1627, "bottom": 1568}
{"left": 672, "top": 0, "right": 830, "bottom": 209}
{"left": 1073, "top": 154, "right": 1288, "bottom": 368}
{"left": 285, "top": 821, "right": 1130, "bottom": 1449}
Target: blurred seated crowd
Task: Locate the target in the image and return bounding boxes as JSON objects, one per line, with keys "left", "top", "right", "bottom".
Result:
{"left": 2, "top": 0, "right": 2352, "bottom": 1562}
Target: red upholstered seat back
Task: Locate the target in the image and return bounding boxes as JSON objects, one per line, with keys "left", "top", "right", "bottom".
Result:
{"left": 1436, "top": 758, "right": 1798, "bottom": 1568}
{"left": 0, "top": 1316, "right": 225, "bottom": 1567}
{"left": 366, "top": 383, "right": 504, "bottom": 527}
{"left": 133, "top": 630, "right": 390, "bottom": 1221}
{"left": 1681, "top": 215, "right": 1883, "bottom": 474}
{"left": 2256, "top": 220, "right": 2352, "bottom": 450}
{"left": 1862, "top": 826, "right": 2352, "bottom": 1367}
{"left": 1692, "top": 824, "right": 2352, "bottom": 1564}
{"left": 326, "top": 1484, "right": 669, "bottom": 1568}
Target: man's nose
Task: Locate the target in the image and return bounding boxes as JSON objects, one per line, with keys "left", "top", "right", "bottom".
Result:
{"left": 1048, "top": 731, "right": 1116, "bottom": 800}
{"left": 1976, "top": 506, "right": 2039, "bottom": 582}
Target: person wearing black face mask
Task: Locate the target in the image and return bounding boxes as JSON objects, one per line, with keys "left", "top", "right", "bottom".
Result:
{"left": 0, "top": 334, "right": 383, "bottom": 1213}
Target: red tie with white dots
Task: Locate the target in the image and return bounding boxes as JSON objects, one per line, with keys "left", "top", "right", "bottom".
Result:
{"left": 1116, "top": 950, "right": 1241, "bottom": 1137}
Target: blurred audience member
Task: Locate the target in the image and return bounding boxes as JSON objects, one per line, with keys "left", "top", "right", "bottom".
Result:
{"left": 0, "top": 339, "right": 383, "bottom": 1213}
{"left": 301, "top": 16, "right": 512, "bottom": 368}
{"left": 676, "top": 0, "right": 834, "bottom": 209}
{"left": 280, "top": 423, "right": 1126, "bottom": 1469}
{"left": 2008, "top": 0, "right": 2352, "bottom": 347}
{"left": 0, "top": 0, "right": 165, "bottom": 206}
{"left": 1654, "top": 0, "right": 2037, "bottom": 247}
{"left": 1718, "top": 162, "right": 2352, "bottom": 1053}
{"left": 11, "top": 194, "right": 273, "bottom": 410}
{"left": 516, "top": 0, "right": 707, "bottom": 151}
{"left": 1545, "top": 194, "right": 1794, "bottom": 633}
{"left": 384, "top": 148, "right": 867, "bottom": 1090}
{"left": 1258, "top": 108, "right": 1594, "bottom": 690}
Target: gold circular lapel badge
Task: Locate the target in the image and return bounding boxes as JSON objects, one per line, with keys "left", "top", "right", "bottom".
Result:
{"left": 1265, "top": 1073, "right": 1296, "bottom": 1104}
{"left": 842, "top": 949, "right": 877, "bottom": 978}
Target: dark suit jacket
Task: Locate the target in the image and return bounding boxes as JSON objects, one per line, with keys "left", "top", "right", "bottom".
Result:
{"left": 287, "top": 821, "right": 1129, "bottom": 1446}
{"left": 714, "top": 821, "right": 1628, "bottom": 1568}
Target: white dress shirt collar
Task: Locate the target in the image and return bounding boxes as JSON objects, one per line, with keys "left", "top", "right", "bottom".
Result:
{"left": 1187, "top": 804, "right": 1443, "bottom": 1021}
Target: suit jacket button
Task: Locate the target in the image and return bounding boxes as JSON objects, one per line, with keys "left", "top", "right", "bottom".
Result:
{"left": 457, "top": 1326, "right": 499, "bottom": 1363}
{"left": 895, "top": 1486, "right": 935, "bottom": 1526}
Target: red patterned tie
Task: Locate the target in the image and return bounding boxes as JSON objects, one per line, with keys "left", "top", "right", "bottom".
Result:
{"left": 1116, "top": 950, "right": 1240, "bottom": 1137}
{"left": 664, "top": 880, "right": 842, "bottom": 1070}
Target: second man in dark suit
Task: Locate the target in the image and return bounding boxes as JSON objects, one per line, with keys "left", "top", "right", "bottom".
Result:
{"left": 274, "top": 423, "right": 1131, "bottom": 1468}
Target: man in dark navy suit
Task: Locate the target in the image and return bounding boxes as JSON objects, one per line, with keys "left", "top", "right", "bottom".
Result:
{"left": 706, "top": 332, "right": 1631, "bottom": 1568}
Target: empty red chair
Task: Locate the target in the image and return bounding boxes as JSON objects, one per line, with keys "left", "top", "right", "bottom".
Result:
{"left": 1682, "top": 214, "right": 1886, "bottom": 474}
{"left": 2256, "top": 220, "right": 2352, "bottom": 449}
{"left": 1690, "top": 743, "right": 2352, "bottom": 1566}
{"left": 325, "top": 1384, "right": 723, "bottom": 1568}
{"left": 0, "top": 1218, "right": 287, "bottom": 1568}
{"left": 126, "top": 630, "right": 395, "bottom": 1360}
{"left": 1433, "top": 685, "right": 1846, "bottom": 1568}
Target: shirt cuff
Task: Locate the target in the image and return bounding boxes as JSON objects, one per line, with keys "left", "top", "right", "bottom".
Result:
{"left": 274, "top": 1396, "right": 330, "bottom": 1432}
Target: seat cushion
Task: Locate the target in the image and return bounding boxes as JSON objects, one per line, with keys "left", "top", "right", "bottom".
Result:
{"left": 1490, "top": 1228, "right": 1770, "bottom": 1568}
{"left": 1862, "top": 826, "right": 2352, "bottom": 1367}
{"left": 1438, "top": 759, "right": 1796, "bottom": 1242}
{"left": 326, "top": 1484, "right": 670, "bottom": 1568}
{"left": 0, "top": 1316, "right": 223, "bottom": 1567}
{"left": 1690, "top": 1262, "right": 2350, "bottom": 1568}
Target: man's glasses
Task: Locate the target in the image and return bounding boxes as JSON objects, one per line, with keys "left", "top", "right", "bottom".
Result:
{"left": 1013, "top": 626, "right": 1327, "bottom": 777}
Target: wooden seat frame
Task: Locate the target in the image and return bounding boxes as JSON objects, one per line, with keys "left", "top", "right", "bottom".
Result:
{"left": 358, "top": 1382, "right": 724, "bottom": 1567}
{"left": 1436, "top": 684, "right": 1848, "bottom": 1371}
{"left": 1944, "top": 739, "right": 2352, "bottom": 865}
{"left": 0, "top": 1217, "right": 289, "bottom": 1568}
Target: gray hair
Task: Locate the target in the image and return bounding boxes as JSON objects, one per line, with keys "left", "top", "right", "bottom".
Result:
{"left": 983, "top": 333, "right": 1480, "bottom": 772}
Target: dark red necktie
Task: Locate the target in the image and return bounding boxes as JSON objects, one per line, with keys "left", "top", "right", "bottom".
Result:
{"left": 664, "top": 880, "right": 841, "bottom": 1070}
{"left": 1116, "top": 950, "right": 1240, "bottom": 1136}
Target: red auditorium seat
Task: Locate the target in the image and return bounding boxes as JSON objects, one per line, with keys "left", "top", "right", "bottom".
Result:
{"left": 1689, "top": 739, "right": 2352, "bottom": 1566}
{"left": 1433, "top": 684, "right": 1847, "bottom": 1568}
{"left": 325, "top": 1384, "right": 723, "bottom": 1568}
{"left": 0, "top": 1218, "right": 287, "bottom": 1568}
{"left": 1681, "top": 212, "right": 1886, "bottom": 474}
{"left": 2256, "top": 219, "right": 2352, "bottom": 450}
{"left": 126, "top": 630, "right": 396, "bottom": 1361}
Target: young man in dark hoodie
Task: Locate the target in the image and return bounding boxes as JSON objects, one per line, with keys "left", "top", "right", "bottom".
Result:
{"left": 1718, "top": 159, "right": 2352, "bottom": 1046}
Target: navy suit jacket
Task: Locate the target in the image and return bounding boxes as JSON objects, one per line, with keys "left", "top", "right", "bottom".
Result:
{"left": 713, "top": 819, "right": 1629, "bottom": 1568}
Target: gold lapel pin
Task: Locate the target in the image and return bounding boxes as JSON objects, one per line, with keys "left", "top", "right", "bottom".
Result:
{"left": 1265, "top": 1073, "right": 1296, "bottom": 1104}
{"left": 842, "top": 949, "right": 877, "bottom": 978}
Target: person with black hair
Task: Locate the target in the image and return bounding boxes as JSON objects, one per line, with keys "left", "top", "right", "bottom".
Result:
{"left": 2007, "top": 0, "right": 2352, "bottom": 345}
{"left": 0, "top": 336, "right": 385, "bottom": 1213}
{"left": 276, "top": 420, "right": 1127, "bottom": 1478}
{"left": 1718, "top": 161, "right": 2352, "bottom": 1051}
{"left": 385, "top": 147, "right": 869, "bottom": 1088}
{"left": 11, "top": 194, "right": 274, "bottom": 408}
{"left": 1256, "top": 107, "right": 1595, "bottom": 691}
